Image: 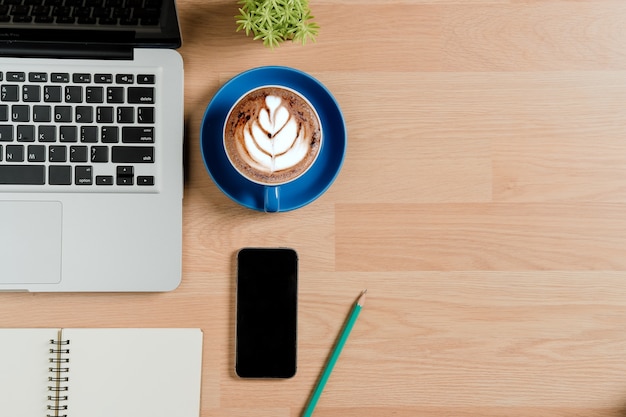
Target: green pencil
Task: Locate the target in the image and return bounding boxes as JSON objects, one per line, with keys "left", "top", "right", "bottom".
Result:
{"left": 302, "top": 290, "right": 367, "bottom": 417}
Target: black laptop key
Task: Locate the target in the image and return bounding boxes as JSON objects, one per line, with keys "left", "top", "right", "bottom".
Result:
{"left": 6, "top": 72, "right": 25, "bottom": 82}
{"left": 107, "top": 87, "right": 124, "bottom": 103}
{"left": 94, "top": 74, "right": 113, "bottom": 84}
{"left": 96, "top": 106, "right": 114, "bottom": 123}
{"left": 86, "top": 87, "right": 104, "bottom": 103}
{"left": 91, "top": 146, "right": 109, "bottom": 163}
{"left": 77, "top": 16, "right": 97, "bottom": 24}
{"left": 60, "top": 126, "right": 77, "bottom": 143}
{"left": 137, "top": 74, "right": 155, "bottom": 84}
{"left": 137, "top": 107, "right": 154, "bottom": 123}
{"left": 51, "top": 73, "right": 70, "bottom": 83}
{"left": 35, "top": 15, "right": 54, "bottom": 22}
{"left": 75, "top": 165, "right": 93, "bottom": 185}
{"left": 1, "top": 85, "right": 19, "bottom": 102}
{"left": 73, "top": 73, "right": 91, "bottom": 83}
{"left": 33, "top": 105, "right": 51, "bottom": 122}
{"left": 76, "top": 106, "right": 93, "bottom": 123}
{"left": 55, "top": 15, "right": 75, "bottom": 24}
{"left": 116, "top": 74, "right": 133, "bottom": 84}
{"left": 17, "top": 125, "right": 35, "bottom": 142}
{"left": 120, "top": 16, "right": 138, "bottom": 25}
{"left": 0, "top": 165, "right": 45, "bottom": 184}
{"left": 96, "top": 175, "right": 114, "bottom": 185}
{"left": 0, "top": 125, "right": 13, "bottom": 141}
{"left": 128, "top": 87, "right": 154, "bottom": 104}
{"left": 38, "top": 125, "right": 56, "bottom": 142}
{"left": 49, "top": 165, "right": 71, "bottom": 185}
{"left": 80, "top": 126, "right": 97, "bottom": 143}
{"left": 5, "top": 144, "right": 24, "bottom": 162}
{"left": 48, "top": 145, "right": 67, "bottom": 162}
{"left": 29, "top": 72, "right": 48, "bottom": 82}
{"left": 70, "top": 145, "right": 88, "bottom": 162}
{"left": 22, "top": 85, "right": 41, "bottom": 102}
{"left": 122, "top": 127, "right": 153, "bottom": 143}
{"left": 44, "top": 86, "right": 62, "bottom": 102}
{"left": 10, "top": 5, "right": 29, "bottom": 16}
{"left": 112, "top": 146, "right": 154, "bottom": 163}
{"left": 137, "top": 175, "right": 154, "bottom": 186}
{"left": 31, "top": 6, "right": 51, "bottom": 17}
{"left": 11, "top": 105, "right": 29, "bottom": 122}
{"left": 65, "top": 86, "right": 82, "bottom": 103}
{"left": 27, "top": 144, "right": 45, "bottom": 162}
{"left": 13, "top": 15, "right": 34, "bottom": 22}
{"left": 54, "top": 105, "right": 72, "bottom": 122}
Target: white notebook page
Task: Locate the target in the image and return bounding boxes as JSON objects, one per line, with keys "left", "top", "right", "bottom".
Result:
{"left": 64, "top": 328, "right": 203, "bottom": 417}
{"left": 0, "top": 328, "right": 203, "bottom": 417}
{"left": 0, "top": 329, "right": 58, "bottom": 417}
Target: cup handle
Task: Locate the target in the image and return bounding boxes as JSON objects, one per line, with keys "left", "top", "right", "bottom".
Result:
{"left": 264, "top": 186, "right": 280, "bottom": 213}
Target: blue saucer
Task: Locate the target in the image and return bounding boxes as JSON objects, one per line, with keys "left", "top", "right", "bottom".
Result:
{"left": 200, "top": 66, "right": 347, "bottom": 212}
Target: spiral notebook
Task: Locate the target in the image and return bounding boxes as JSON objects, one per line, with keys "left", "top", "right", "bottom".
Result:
{"left": 0, "top": 328, "right": 203, "bottom": 417}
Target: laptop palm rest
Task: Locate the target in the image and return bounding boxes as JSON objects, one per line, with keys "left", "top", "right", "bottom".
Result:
{"left": 0, "top": 201, "right": 62, "bottom": 285}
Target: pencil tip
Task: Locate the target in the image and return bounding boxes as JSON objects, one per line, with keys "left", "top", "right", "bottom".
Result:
{"left": 357, "top": 289, "right": 367, "bottom": 306}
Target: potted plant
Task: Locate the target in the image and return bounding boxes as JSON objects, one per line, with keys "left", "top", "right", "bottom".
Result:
{"left": 235, "top": 0, "right": 319, "bottom": 48}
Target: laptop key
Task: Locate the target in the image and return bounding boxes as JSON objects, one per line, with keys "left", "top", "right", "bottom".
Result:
{"left": 49, "top": 145, "right": 67, "bottom": 162}
{"left": 94, "top": 74, "right": 113, "bottom": 84}
{"left": 96, "top": 175, "right": 114, "bottom": 185}
{"left": 49, "top": 165, "right": 71, "bottom": 185}
{"left": 51, "top": 73, "right": 70, "bottom": 83}
{"left": 5, "top": 144, "right": 23, "bottom": 161}
{"left": 0, "top": 125, "right": 12, "bottom": 141}
{"left": 112, "top": 146, "right": 154, "bottom": 163}
{"left": 91, "top": 146, "right": 108, "bottom": 162}
{"left": 27, "top": 144, "right": 45, "bottom": 162}
{"left": 128, "top": 87, "right": 154, "bottom": 104}
{"left": 122, "top": 126, "right": 153, "bottom": 143}
{"left": 137, "top": 75, "right": 155, "bottom": 84}
{"left": 17, "top": 125, "right": 35, "bottom": 142}
{"left": 6, "top": 72, "right": 25, "bottom": 82}
{"left": 75, "top": 165, "right": 93, "bottom": 185}
{"left": 70, "top": 145, "right": 88, "bottom": 162}
{"left": 44, "top": 86, "right": 62, "bottom": 102}
{"left": 137, "top": 175, "right": 154, "bottom": 186}
{"left": 11, "top": 105, "right": 29, "bottom": 122}
{"left": 1, "top": 85, "right": 19, "bottom": 102}
{"left": 0, "top": 165, "right": 45, "bottom": 184}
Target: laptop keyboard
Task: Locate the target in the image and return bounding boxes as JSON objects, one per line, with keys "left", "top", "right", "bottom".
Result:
{"left": 0, "top": 0, "right": 162, "bottom": 26}
{"left": 0, "top": 68, "right": 158, "bottom": 190}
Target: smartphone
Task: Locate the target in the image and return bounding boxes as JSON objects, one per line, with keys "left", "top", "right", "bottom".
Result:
{"left": 235, "top": 247, "right": 298, "bottom": 378}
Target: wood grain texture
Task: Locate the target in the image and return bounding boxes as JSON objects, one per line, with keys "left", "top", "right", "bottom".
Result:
{"left": 3, "top": 1, "right": 626, "bottom": 416}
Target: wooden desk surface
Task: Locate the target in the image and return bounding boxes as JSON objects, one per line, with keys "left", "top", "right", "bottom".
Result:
{"left": 3, "top": 1, "right": 626, "bottom": 416}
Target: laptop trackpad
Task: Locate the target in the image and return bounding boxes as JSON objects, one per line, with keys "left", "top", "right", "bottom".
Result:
{"left": 0, "top": 201, "right": 62, "bottom": 285}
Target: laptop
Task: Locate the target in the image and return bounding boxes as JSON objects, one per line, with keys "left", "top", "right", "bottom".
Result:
{"left": 0, "top": 0, "right": 184, "bottom": 291}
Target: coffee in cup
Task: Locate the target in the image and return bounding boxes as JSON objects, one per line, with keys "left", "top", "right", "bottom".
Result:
{"left": 223, "top": 86, "right": 322, "bottom": 188}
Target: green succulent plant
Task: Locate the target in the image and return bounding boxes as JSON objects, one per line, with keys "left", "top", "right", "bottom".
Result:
{"left": 235, "top": 0, "right": 319, "bottom": 49}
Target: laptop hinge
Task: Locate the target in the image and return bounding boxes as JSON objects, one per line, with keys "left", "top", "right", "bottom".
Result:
{"left": 0, "top": 43, "right": 134, "bottom": 60}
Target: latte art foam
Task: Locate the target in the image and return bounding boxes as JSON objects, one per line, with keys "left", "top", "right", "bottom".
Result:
{"left": 224, "top": 87, "right": 322, "bottom": 185}
{"left": 242, "top": 95, "right": 310, "bottom": 174}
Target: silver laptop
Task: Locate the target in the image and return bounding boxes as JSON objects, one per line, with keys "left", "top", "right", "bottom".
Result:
{"left": 0, "top": 0, "right": 184, "bottom": 291}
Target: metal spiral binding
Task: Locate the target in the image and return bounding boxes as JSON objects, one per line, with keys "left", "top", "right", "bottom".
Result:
{"left": 47, "top": 336, "right": 70, "bottom": 417}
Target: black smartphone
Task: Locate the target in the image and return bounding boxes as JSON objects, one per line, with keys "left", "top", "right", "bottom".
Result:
{"left": 235, "top": 247, "right": 298, "bottom": 378}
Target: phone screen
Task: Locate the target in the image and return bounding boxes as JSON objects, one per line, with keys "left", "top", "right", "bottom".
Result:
{"left": 235, "top": 248, "right": 298, "bottom": 378}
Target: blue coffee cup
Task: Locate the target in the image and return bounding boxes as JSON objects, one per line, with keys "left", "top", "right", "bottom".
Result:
{"left": 200, "top": 66, "right": 346, "bottom": 212}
